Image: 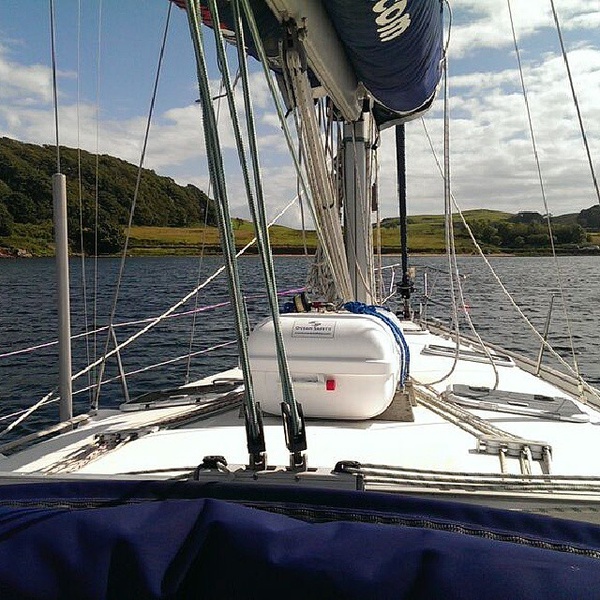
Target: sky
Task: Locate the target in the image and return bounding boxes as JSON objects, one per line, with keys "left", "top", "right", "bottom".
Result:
{"left": 0, "top": 0, "right": 599, "bottom": 228}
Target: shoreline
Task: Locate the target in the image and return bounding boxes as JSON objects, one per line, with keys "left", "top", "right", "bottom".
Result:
{"left": 2, "top": 246, "right": 599, "bottom": 259}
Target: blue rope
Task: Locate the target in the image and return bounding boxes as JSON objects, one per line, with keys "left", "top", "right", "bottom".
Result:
{"left": 343, "top": 302, "right": 410, "bottom": 385}
{"left": 281, "top": 301, "right": 295, "bottom": 314}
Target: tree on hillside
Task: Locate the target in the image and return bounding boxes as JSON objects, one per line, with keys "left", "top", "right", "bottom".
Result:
{"left": 577, "top": 205, "right": 600, "bottom": 230}
{"left": 554, "top": 224, "right": 586, "bottom": 245}
{"left": 68, "top": 202, "right": 126, "bottom": 255}
{"left": 0, "top": 179, "right": 11, "bottom": 200}
{"left": 0, "top": 201, "right": 13, "bottom": 235}
{"left": 94, "top": 221, "right": 126, "bottom": 254}
{"left": 511, "top": 211, "right": 544, "bottom": 225}
{"left": 3, "top": 191, "right": 38, "bottom": 223}
{"left": 0, "top": 137, "right": 217, "bottom": 231}
{"left": 71, "top": 220, "right": 125, "bottom": 255}
{"left": 526, "top": 232, "right": 550, "bottom": 247}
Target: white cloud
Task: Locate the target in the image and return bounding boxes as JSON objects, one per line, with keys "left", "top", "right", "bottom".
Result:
{"left": 0, "top": 48, "right": 53, "bottom": 107}
{"left": 371, "top": 41, "right": 600, "bottom": 219}
{"left": 0, "top": 3, "right": 598, "bottom": 229}
{"left": 449, "top": 0, "right": 600, "bottom": 58}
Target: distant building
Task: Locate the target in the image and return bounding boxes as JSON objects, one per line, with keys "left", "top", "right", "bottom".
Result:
{"left": 511, "top": 211, "right": 543, "bottom": 224}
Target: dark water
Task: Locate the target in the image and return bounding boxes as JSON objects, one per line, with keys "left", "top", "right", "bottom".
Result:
{"left": 1, "top": 255, "right": 599, "bottom": 438}
{"left": 415, "top": 255, "right": 600, "bottom": 386}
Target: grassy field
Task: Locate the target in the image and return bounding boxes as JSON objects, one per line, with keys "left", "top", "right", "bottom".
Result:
{"left": 127, "top": 210, "right": 514, "bottom": 256}
{"left": 126, "top": 222, "right": 319, "bottom": 256}
{"left": 2, "top": 210, "right": 597, "bottom": 257}
{"left": 588, "top": 233, "right": 600, "bottom": 244}
{"left": 377, "top": 210, "right": 513, "bottom": 254}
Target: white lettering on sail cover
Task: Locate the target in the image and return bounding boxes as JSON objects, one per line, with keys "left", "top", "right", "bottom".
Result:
{"left": 292, "top": 320, "right": 336, "bottom": 338}
{"left": 372, "top": 0, "right": 411, "bottom": 42}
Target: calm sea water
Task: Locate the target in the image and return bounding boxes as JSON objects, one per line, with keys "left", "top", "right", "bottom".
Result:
{"left": 1, "top": 254, "right": 599, "bottom": 439}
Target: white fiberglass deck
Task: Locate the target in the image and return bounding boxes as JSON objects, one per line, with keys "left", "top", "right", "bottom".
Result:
{"left": 2, "top": 322, "right": 599, "bottom": 487}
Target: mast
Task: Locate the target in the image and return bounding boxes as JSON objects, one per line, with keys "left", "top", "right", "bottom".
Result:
{"left": 396, "top": 124, "right": 413, "bottom": 319}
{"left": 343, "top": 108, "right": 374, "bottom": 303}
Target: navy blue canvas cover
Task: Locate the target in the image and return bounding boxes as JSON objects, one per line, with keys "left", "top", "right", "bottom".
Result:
{"left": 0, "top": 479, "right": 599, "bottom": 599}
{"left": 172, "top": 0, "right": 443, "bottom": 128}
{"left": 323, "top": 0, "right": 444, "bottom": 125}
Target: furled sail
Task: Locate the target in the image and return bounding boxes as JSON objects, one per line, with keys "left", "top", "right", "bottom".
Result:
{"left": 171, "top": 0, "right": 444, "bottom": 128}
{"left": 322, "top": 0, "right": 444, "bottom": 127}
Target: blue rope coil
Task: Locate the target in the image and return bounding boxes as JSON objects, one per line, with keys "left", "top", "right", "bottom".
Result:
{"left": 343, "top": 302, "right": 410, "bottom": 385}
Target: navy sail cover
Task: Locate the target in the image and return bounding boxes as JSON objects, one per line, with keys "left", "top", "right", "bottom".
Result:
{"left": 172, "top": 0, "right": 443, "bottom": 127}
{"left": 1, "top": 480, "right": 600, "bottom": 599}
{"left": 323, "top": 0, "right": 444, "bottom": 125}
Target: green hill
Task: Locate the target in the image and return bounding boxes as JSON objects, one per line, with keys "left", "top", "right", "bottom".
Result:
{"left": 379, "top": 209, "right": 596, "bottom": 255}
{"left": 0, "top": 137, "right": 598, "bottom": 256}
{"left": 0, "top": 136, "right": 216, "bottom": 255}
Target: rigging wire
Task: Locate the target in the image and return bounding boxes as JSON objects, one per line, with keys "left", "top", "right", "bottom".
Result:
{"left": 49, "top": 0, "right": 61, "bottom": 172}
{"left": 303, "top": 110, "right": 345, "bottom": 302}
{"left": 297, "top": 128, "right": 310, "bottom": 260}
{"left": 373, "top": 130, "right": 384, "bottom": 303}
{"left": 281, "top": 55, "right": 310, "bottom": 261}
{"left": 548, "top": 0, "right": 600, "bottom": 208}
{"left": 0, "top": 390, "right": 55, "bottom": 440}
{"left": 49, "top": 0, "right": 74, "bottom": 421}
{"left": 420, "top": 119, "right": 592, "bottom": 389}
{"left": 506, "top": 0, "right": 581, "bottom": 387}
{"left": 239, "top": 1, "right": 351, "bottom": 302}
{"left": 228, "top": 2, "right": 303, "bottom": 428}
{"left": 76, "top": 340, "right": 238, "bottom": 395}
{"left": 92, "top": 0, "right": 103, "bottom": 393}
{"left": 441, "top": 43, "right": 463, "bottom": 385}
{"left": 185, "top": 0, "right": 266, "bottom": 467}
{"left": 184, "top": 71, "right": 226, "bottom": 385}
{"left": 0, "top": 339, "right": 239, "bottom": 433}
{"left": 413, "top": 0, "right": 590, "bottom": 393}
{"left": 65, "top": 198, "right": 299, "bottom": 397}
{"left": 0, "top": 284, "right": 305, "bottom": 362}
{"left": 413, "top": 3, "right": 500, "bottom": 389}
{"left": 289, "top": 49, "right": 351, "bottom": 301}
{"left": 92, "top": 0, "right": 173, "bottom": 410}
{"left": 0, "top": 194, "right": 301, "bottom": 437}
{"left": 183, "top": 184, "right": 212, "bottom": 385}
{"left": 17, "top": 0, "right": 64, "bottom": 438}
{"left": 76, "top": 0, "right": 93, "bottom": 405}
{"left": 184, "top": 55, "right": 245, "bottom": 384}
{"left": 213, "top": 0, "right": 305, "bottom": 465}
{"left": 441, "top": 0, "right": 456, "bottom": 344}
{"left": 415, "top": 7, "right": 462, "bottom": 387}
{"left": 183, "top": 68, "right": 246, "bottom": 383}
{"left": 274, "top": 27, "right": 313, "bottom": 269}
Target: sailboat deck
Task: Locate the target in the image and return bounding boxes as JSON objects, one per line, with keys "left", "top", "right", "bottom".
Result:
{"left": 2, "top": 323, "right": 599, "bottom": 484}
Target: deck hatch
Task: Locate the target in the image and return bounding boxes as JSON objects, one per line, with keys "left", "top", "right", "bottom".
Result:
{"left": 445, "top": 384, "right": 590, "bottom": 423}
{"left": 422, "top": 344, "right": 515, "bottom": 366}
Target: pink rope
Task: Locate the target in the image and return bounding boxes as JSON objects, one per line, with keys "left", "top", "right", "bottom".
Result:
{"left": 0, "top": 287, "right": 306, "bottom": 360}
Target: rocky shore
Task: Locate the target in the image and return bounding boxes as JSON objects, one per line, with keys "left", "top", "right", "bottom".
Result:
{"left": 0, "top": 247, "right": 32, "bottom": 258}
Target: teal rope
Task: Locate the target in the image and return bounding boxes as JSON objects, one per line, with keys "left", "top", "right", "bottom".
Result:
{"left": 184, "top": 0, "right": 262, "bottom": 453}
{"left": 207, "top": 0, "right": 302, "bottom": 445}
